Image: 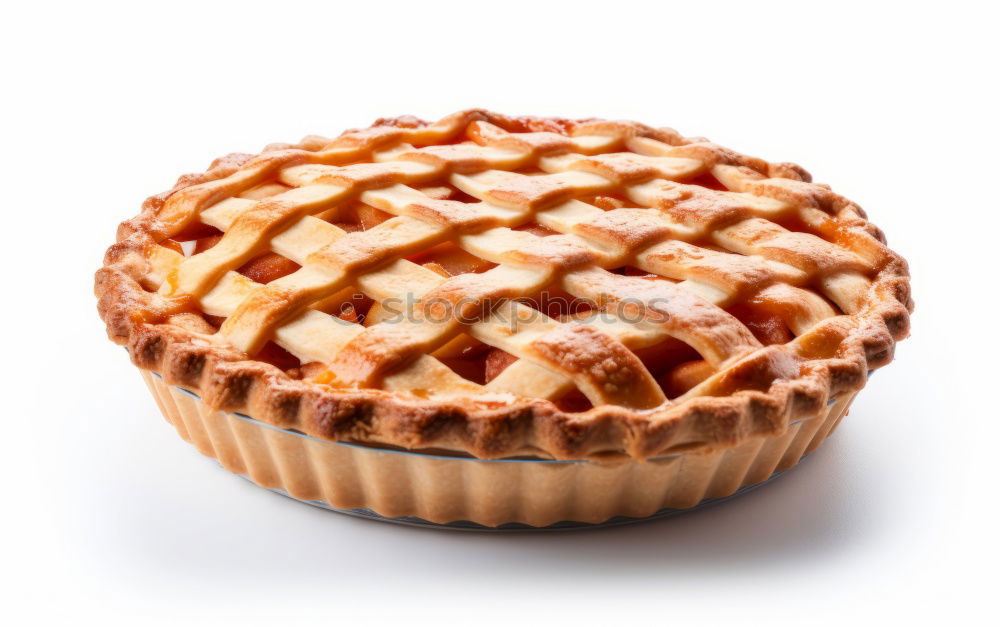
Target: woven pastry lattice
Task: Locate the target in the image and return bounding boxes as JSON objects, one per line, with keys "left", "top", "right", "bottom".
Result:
{"left": 97, "top": 110, "right": 911, "bottom": 458}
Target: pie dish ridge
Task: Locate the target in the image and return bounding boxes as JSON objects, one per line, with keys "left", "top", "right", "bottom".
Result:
{"left": 95, "top": 109, "right": 912, "bottom": 460}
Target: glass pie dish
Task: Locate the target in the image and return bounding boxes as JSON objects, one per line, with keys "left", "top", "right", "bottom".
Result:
{"left": 142, "top": 371, "right": 856, "bottom": 529}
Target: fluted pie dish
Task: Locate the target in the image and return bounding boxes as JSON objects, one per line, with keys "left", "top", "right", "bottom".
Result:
{"left": 96, "top": 110, "right": 912, "bottom": 528}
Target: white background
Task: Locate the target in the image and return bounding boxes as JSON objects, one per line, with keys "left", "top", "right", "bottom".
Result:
{"left": 2, "top": 1, "right": 997, "bottom": 624}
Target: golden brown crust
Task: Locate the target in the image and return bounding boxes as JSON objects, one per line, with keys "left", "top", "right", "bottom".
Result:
{"left": 95, "top": 110, "right": 913, "bottom": 460}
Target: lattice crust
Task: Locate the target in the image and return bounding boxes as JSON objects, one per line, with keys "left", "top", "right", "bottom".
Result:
{"left": 96, "top": 110, "right": 912, "bottom": 460}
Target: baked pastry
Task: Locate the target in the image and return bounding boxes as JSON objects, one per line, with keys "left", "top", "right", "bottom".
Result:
{"left": 96, "top": 110, "right": 912, "bottom": 527}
